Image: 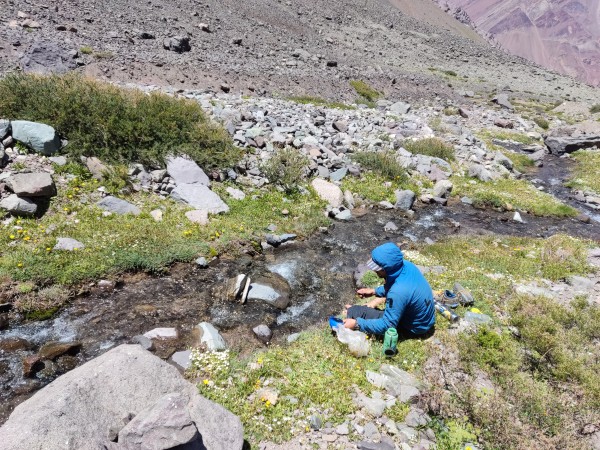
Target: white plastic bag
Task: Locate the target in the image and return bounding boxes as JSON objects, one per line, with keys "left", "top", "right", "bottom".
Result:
{"left": 335, "top": 323, "right": 370, "bottom": 357}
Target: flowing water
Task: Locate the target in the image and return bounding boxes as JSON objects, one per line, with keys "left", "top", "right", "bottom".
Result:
{"left": 1, "top": 157, "right": 599, "bottom": 424}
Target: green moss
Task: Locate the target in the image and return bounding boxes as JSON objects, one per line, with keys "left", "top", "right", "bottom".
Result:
{"left": 350, "top": 80, "right": 381, "bottom": 104}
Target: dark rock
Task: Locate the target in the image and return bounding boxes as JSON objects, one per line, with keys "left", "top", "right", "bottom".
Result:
{"left": 0, "top": 337, "right": 33, "bottom": 352}
{"left": 22, "top": 355, "right": 44, "bottom": 377}
{"left": 265, "top": 233, "right": 297, "bottom": 247}
{"left": 138, "top": 31, "right": 155, "bottom": 39}
{"left": 0, "top": 314, "right": 8, "bottom": 331}
{"left": 20, "top": 41, "right": 78, "bottom": 74}
{"left": 357, "top": 441, "right": 394, "bottom": 450}
{"left": 163, "top": 36, "right": 191, "bottom": 53}
{"left": 97, "top": 196, "right": 141, "bottom": 215}
{"left": 38, "top": 341, "right": 82, "bottom": 360}
{"left": 544, "top": 133, "right": 600, "bottom": 155}
{"left": 247, "top": 273, "right": 291, "bottom": 309}
{"left": 252, "top": 324, "right": 273, "bottom": 344}
{"left": 131, "top": 335, "right": 154, "bottom": 351}
{"left": 56, "top": 355, "right": 79, "bottom": 373}
{"left": 0, "top": 302, "right": 13, "bottom": 313}
{"left": 326, "top": 61, "right": 338, "bottom": 67}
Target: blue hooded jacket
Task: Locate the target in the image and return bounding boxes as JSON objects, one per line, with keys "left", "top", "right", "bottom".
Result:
{"left": 357, "top": 243, "right": 435, "bottom": 335}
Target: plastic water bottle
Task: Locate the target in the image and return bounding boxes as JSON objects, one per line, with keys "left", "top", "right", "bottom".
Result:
{"left": 464, "top": 311, "right": 492, "bottom": 325}
{"left": 383, "top": 328, "right": 398, "bottom": 357}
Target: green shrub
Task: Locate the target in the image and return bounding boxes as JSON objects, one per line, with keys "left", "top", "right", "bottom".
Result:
{"left": 261, "top": 148, "right": 308, "bottom": 193}
{"left": 533, "top": 116, "right": 549, "bottom": 130}
{"left": 0, "top": 73, "right": 239, "bottom": 169}
{"left": 288, "top": 95, "right": 354, "bottom": 110}
{"left": 350, "top": 80, "right": 381, "bottom": 103}
{"left": 351, "top": 151, "right": 407, "bottom": 182}
{"left": 403, "top": 138, "right": 455, "bottom": 161}
{"left": 79, "top": 46, "right": 93, "bottom": 55}
{"left": 590, "top": 104, "right": 600, "bottom": 114}
{"left": 443, "top": 70, "right": 457, "bottom": 77}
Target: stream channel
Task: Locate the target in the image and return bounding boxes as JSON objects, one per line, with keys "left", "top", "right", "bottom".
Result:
{"left": 1, "top": 155, "right": 599, "bottom": 425}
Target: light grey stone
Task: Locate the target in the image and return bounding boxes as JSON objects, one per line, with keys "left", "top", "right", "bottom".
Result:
{"left": 287, "top": 333, "right": 301, "bottom": 343}
{"left": 11, "top": 120, "right": 61, "bottom": 155}
{"left": 567, "top": 275, "right": 596, "bottom": 291}
{"left": 197, "top": 322, "right": 227, "bottom": 351}
{"left": 247, "top": 283, "right": 289, "bottom": 309}
{"left": 394, "top": 189, "right": 416, "bottom": 211}
{"left": 335, "top": 209, "right": 353, "bottom": 221}
{"left": 6, "top": 173, "right": 56, "bottom": 197}
{"left": 86, "top": 157, "right": 109, "bottom": 180}
{"left": 195, "top": 257, "right": 208, "bottom": 268}
{"left": 226, "top": 187, "right": 246, "bottom": 200}
{"left": 389, "top": 102, "right": 412, "bottom": 114}
{"left": 253, "top": 324, "right": 273, "bottom": 343}
{"left": 432, "top": 180, "right": 453, "bottom": 199}
{"left": 48, "top": 156, "right": 67, "bottom": 166}
{"left": 131, "top": 335, "right": 154, "bottom": 351}
{"left": 311, "top": 178, "right": 343, "bottom": 207}
{"left": 185, "top": 209, "right": 209, "bottom": 225}
{"left": 144, "top": 328, "right": 178, "bottom": 340}
{"left": 493, "top": 94, "right": 514, "bottom": 110}
{"left": 0, "top": 194, "right": 38, "bottom": 216}
{"left": 171, "top": 350, "right": 192, "bottom": 371}
{"left": 150, "top": 209, "right": 163, "bottom": 221}
{"left": 171, "top": 184, "right": 229, "bottom": 214}
{"left": 166, "top": 156, "right": 210, "bottom": 185}
{"left": 384, "top": 221, "right": 398, "bottom": 232}
{"left": 97, "top": 196, "right": 141, "bottom": 215}
{"left": 468, "top": 164, "right": 495, "bottom": 182}
{"left": 53, "top": 237, "right": 85, "bottom": 251}
{"left": 0, "top": 119, "right": 10, "bottom": 140}
{"left": 405, "top": 408, "right": 430, "bottom": 427}
{"left": 0, "top": 345, "right": 243, "bottom": 450}
{"left": 330, "top": 168, "right": 348, "bottom": 182}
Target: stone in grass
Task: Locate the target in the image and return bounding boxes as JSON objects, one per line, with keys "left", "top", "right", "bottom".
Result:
{"left": 166, "top": 156, "right": 210, "bottom": 186}
{"left": 48, "top": 156, "right": 67, "bottom": 166}
{"left": 252, "top": 324, "right": 272, "bottom": 344}
{"left": 309, "top": 415, "right": 322, "bottom": 430}
{"left": 405, "top": 407, "right": 430, "bottom": 427}
{"left": 97, "top": 196, "right": 141, "bottom": 215}
{"left": 54, "top": 237, "right": 85, "bottom": 251}
{"left": 357, "top": 441, "right": 394, "bottom": 450}
{"left": 311, "top": 178, "right": 343, "bottom": 208}
{"left": 0, "top": 194, "right": 38, "bottom": 216}
{"left": 185, "top": 209, "right": 209, "bottom": 225}
{"left": 170, "top": 350, "right": 192, "bottom": 371}
{"left": 171, "top": 184, "right": 229, "bottom": 214}
{"left": 394, "top": 189, "right": 415, "bottom": 211}
{"left": 196, "top": 322, "right": 227, "bottom": 351}
{"left": 6, "top": 173, "right": 56, "bottom": 197}
{"left": 11, "top": 120, "right": 61, "bottom": 155}
{"left": 150, "top": 209, "right": 163, "bottom": 221}
{"left": 143, "top": 328, "right": 178, "bottom": 340}
{"left": 195, "top": 257, "right": 208, "bottom": 268}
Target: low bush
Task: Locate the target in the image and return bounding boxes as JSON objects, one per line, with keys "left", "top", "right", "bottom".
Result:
{"left": 533, "top": 116, "right": 550, "bottom": 130}
{"left": 351, "top": 151, "right": 407, "bottom": 182}
{"left": 350, "top": 80, "right": 381, "bottom": 105}
{"left": 287, "top": 95, "right": 354, "bottom": 110}
{"left": 590, "top": 104, "right": 600, "bottom": 114}
{"left": 261, "top": 148, "right": 309, "bottom": 193}
{"left": 0, "top": 73, "right": 239, "bottom": 169}
{"left": 403, "top": 138, "right": 455, "bottom": 161}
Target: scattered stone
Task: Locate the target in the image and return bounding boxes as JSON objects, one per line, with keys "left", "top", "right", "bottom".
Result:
{"left": 171, "top": 350, "right": 192, "bottom": 370}
{"left": 254, "top": 387, "right": 278, "bottom": 405}
{"left": 97, "top": 196, "right": 141, "bottom": 215}
{"left": 0, "top": 194, "right": 38, "bottom": 216}
{"left": 247, "top": 274, "right": 291, "bottom": 309}
{"left": 494, "top": 119, "right": 513, "bottom": 129}
{"left": 492, "top": 93, "right": 514, "bottom": 110}
{"left": 150, "top": 209, "right": 163, "bottom": 221}
{"left": 48, "top": 156, "right": 67, "bottom": 166}
{"left": 468, "top": 164, "right": 495, "bottom": 182}
{"left": 394, "top": 189, "right": 416, "bottom": 211}
{"left": 144, "top": 328, "right": 178, "bottom": 340}
{"left": 309, "top": 415, "right": 322, "bottom": 430}
{"left": 287, "top": 333, "right": 301, "bottom": 343}
{"left": 405, "top": 408, "right": 430, "bottom": 427}
{"left": 513, "top": 212, "right": 524, "bottom": 223}
{"left": 384, "top": 221, "right": 398, "bottom": 232}
{"left": 197, "top": 322, "right": 227, "bottom": 351}
{"left": 20, "top": 42, "right": 78, "bottom": 74}
{"left": 432, "top": 179, "right": 453, "bottom": 198}
{"left": 38, "top": 341, "right": 82, "bottom": 360}
{"left": 335, "top": 423, "right": 349, "bottom": 435}
{"left": 131, "top": 335, "right": 154, "bottom": 351}
{"left": 390, "top": 102, "right": 412, "bottom": 114}
{"left": 253, "top": 324, "right": 273, "bottom": 343}
{"left": 53, "top": 237, "right": 85, "bottom": 251}
{"left": 354, "top": 389, "right": 387, "bottom": 417}
{"left": 85, "top": 157, "right": 109, "bottom": 180}
{"left": 171, "top": 184, "right": 229, "bottom": 213}
{"left": 333, "top": 121, "right": 348, "bottom": 132}
{"left": 163, "top": 36, "right": 191, "bottom": 53}
{"left": 11, "top": 120, "right": 61, "bottom": 155}
{"left": 311, "top": 178, "right": 343, "bottom": 208}
{"left": 185, "top": 209, "right": 209, "bottom": 225}
{"left": 195, "top": 257, "right": 208, "bottom": 268}
{"left": 5, "top": 173, "right": 55, "bottom": 197}
{"left": 330, "top": 167, "right": 348, "bottom": 182}
{"left": 166, "top": 156, "right": 210, "bottom": 185}
{"left": 226, "top": 187, "right": 246, "bottom": 200}
{"left": 265, "top": 233, "right": 297, "bottom": 247}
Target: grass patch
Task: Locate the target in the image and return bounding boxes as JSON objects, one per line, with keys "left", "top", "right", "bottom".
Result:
{"left": 342, "top": 173, "right": 418, "bottom": 204}
{"left": 0, "top": 178, "right": 329, "bottom": 288}
{"left": 79, "top": 46, "right": 93, "bottom": 55}
{"left": 351, "top": 151, "right": 408, "bottom": 182}
{"left": 0, "top": 73, "right": 239, "bottom": 169}
{"left": 477, "top": 129, "right": 539, "bottom": 145}
{"left": 287, "top": 95, "right": 355, "bottom": 110}
{"left": 565, "top": 150, "right": 600, "bottom": 195}
{"left": 452, "top": 176, "right": 577, "bottom": 217}
{"left": 533, "top": 116, "right": 549, "bottom": 130}
{"left": 590, "top": 104, "right": 600, "bottom": 114}
{"left": 500, "top": 150, "right": 535, "bottom": 173}
{"left": 189, "top": 327, "right": 428, "bottom": 445}
{"left": 442, "top": 70, "right": 457, "bottom": 77}
{"left": 403, "top": 138, "right": 455, "bottom": 162}
{"left": 350, "top": 80, "right": 381, "bottom": 107}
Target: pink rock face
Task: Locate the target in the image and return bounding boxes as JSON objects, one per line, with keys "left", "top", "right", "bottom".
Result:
{"left": 440, "top": 0, "right": 600, "bottom": 86}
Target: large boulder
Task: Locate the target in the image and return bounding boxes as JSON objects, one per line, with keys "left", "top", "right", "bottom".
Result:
{"left": 166, "top": 156, "right": 210, "bottom": 186}
{"left": 11, "top": 120, "right": 61, "bottom": 155}
{"left": 0, "top": 119, "right": 10, "bottom": 140}
{"left": 394, "top": 189, "right": 416, "bottom": 211}
{"left": 0, "top": 344, "right": 243, "bottom": 450}
{"left": 6, "top": 173, "right": 56, "bottom": 197}
{"left": 20, "top": 42, "right": 78, "bottom": 74}
{"left": 311, "top": 178, "right": 343, "bottom": 208}
{"left": 97, "top": 196, "right": 141, "bottom": 215}
{"left": 247, "top": 273, "right": 291, "bottom": 309}
{"left": 170, "top": 184, "right": 229, "bottom": 214}
{"left": 0, "top": 194, "right": 38, "bottom": 216}
{"left": 544, "top": 121, "right": 600, "bottom": 155}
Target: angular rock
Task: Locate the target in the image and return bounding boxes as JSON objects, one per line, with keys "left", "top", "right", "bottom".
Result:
{"left": 468, "top": 164, "right": 495, "bottom": 182}
{"left": 97, "top": 196, "right": 141, "bottom": 215}
{"left": 11, "top": 120, "right": 62, "bottom": 155}
{"left": 492, "top": 94, "right": 514, "bottom": 110}
{"left": 38, "top": 341, "right": 81, "bottom": 360}
{"left": 330, "top": 167, "right": 348, "bottom": 182}
{"left": 163, "top": 36, "right": 191, "bottom": 53}
{"left": 6, "top": 173, "right": 56, "bottom": 197}
{"left": 405, "top": 408, "right": 430, "bottom": 427}
{"left": 144, "top": 328, "right": 178, "bottom": 340}
{"left": 131, "top": 335, "right": 154, "bottom": 351}
{"left": 49, "top": 156, "right": 67, "bottom": 166}
{"left": 0, "top": 194, "right": 38, "bottom": 216}
{"left": 0, "top": 345, "right": 243, "bottom": 450}
{"left": 166, "top": 156, "right": 210, "bottom": 186}
{"left": 197, "top": 322, "right": 227, "bottom": 351}
{"left": 265, "top": 233, "right": 297, "bottom": 247}
{"left": 226, "top": 186, "right": 245, "bottom": 200}
{"left": 333, "top": 121, "right": 348, "bottom": 133}
{"left": 0, "top": 120, "right": 10, "bottom": 140}
{"left": 53, "top": 237, "right": 85, "bottom": 251}
{"left": 150, "top": 209, "right": 163, "bottom": 221}
{"left": 20, "top": 42, "right": 78, "bottom": 74}
{"left": 311, "top": 178, "right": 343, "bottom": 207}
{"left": 544, "top": 133, "right": 600, "bottom": 155}
{"left": 247, "top": 274, "right": 291, "bottom": 309}
{"left": 394, "top": 189, "right": 416, "bottom": 211}
{"left": 389, "top": 102, "right": 411, "bottom": 114}
{"left": 171, "top": 184, "right": 229, "bottom": 214}
{"left": 384, "top": 221, "right": 398, "bottom": 232}
{"left": 86, "top": 157, "right": 109, "bottom": 180}
{"left": 185, "top": 209, "right": 209, "bottom": 225}
{"left": 171, "top": 350, "right": 192, "bottom": 371}
{"left": 432, "top": 180, "right": 453, "bottom": 199}
{"left": 253, "top": 324, "right": 273, "bottom": 343}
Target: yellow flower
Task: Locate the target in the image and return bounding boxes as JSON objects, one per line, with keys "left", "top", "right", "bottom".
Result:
{"left": 203, "top": 379, "right": 209, "bottom": 385}
{"left": 17, "top": 263, "right": 23, "bottom": 268}
{"left": 16, "top": 220, "right": 21, "bottom": 224}
{"left": 9, "top": 235, "right": 15, "bottom": 239}
{"left": 46, "top": 247, "right": 51, "bottom": 251}
{"left": 24, "top": 236, "right": 30, "bottom": 241}
{"left": 257, "top": 358, "right": 263, "bottom": 364}
{"left": 265, "top": 400, "right": 271, "bottom": 408}
{"left": 17, "top": 229, "right": 23, "bottom": 234}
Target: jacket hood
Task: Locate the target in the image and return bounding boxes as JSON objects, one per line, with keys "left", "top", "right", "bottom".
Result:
{"left": 371, "top": 243, "right": 404, "bottom": 279}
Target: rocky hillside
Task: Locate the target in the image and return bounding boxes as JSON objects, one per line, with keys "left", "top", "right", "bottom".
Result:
{"left": 436, "top": 0, "right": 600, "bottom": 87}
{"left": 1, "top": 0, "right": 599, "bottom": 103}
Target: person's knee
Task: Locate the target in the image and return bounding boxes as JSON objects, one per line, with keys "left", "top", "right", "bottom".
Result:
{"left": 346, "top": 305, "right": 362, "bottom": 319}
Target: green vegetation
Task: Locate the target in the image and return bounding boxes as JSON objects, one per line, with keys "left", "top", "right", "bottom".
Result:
{"left": 351, "top": 151, "right": 407, "bottom": 182}
{"left": 565, "top": 150, "right": 600, "bottom": 195}
{"left": 477, "top": 129, "right": 539, "bottom": 146}
{"left": 350, "top": 80, "right": 381, "bottom": 107}
{"left": 342, "top": 173, "right": 418, "bottom": 204}
{"left": 452, "top": 176, "right": 578, "bottom": 217}
{"left": 443, "top": 106, "right": 459, "bottom": 116}
{"left": 533, "top": 116, "right": 549, "bottom": 130}
{"left": 190, "top": 327, "right": 427, "bottom": 445}
{"left": 0, "top": 73, "right": 239, "bottom": 169}
{"left": 590, "top": 104, "right": 600, "bottom": 114}
{"left": 403, "top": 137, "right": 455, "bottom": 162}
{"left": 442, "top": 70, "right": 457, "bottom": 77}
{"left": 261, "top": 148, "right": 309, "bottom": 193}
{"left": 287, "top": 95, "right": 355, "bottom": 110}
{"left": 501, "top": 150, "right": 535, "bottom": 173}
{"left": 79, "top": 46, "right": 93, "bottom": 55}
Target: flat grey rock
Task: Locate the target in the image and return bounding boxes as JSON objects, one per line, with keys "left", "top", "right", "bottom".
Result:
{"left": 11, "top": 120, "right": 61, "bottom": 155}
{"left": 48, "top": 156, "right": 67, "bottom": 166}
{"left": 53, "top": 237, "right": 85, "bottom": 251}
{"left": 144, "top": 328, "right": 178, "bottom": 339}
{"left": 97, "top": 196, "right": 141, "bottom": 215}
{"left": 394, "top": 189, "right": 416, "bottom": 211}
{"left": 6, "top": 173, "right": 56, "bottom": 197}
{"left": 247, "top": 274, "right": 291, "bottom": 309}
{"left": 20, "top": 41, "right": 78, "bottom": 74}
{"left": 171, "top": 184, "right": 229, "bottom": 214}
{"left": 197, "top": 322, "right": 227, "bottom": 351}
{"left": 0, "top": 120, "right": 10, "bottom": 140}
{"left": 0, "top": 194, "right": 38, "bottom": 216}
{"left": 166, "top": 156, "right": 210, "bottom": 186}
{"left": 171, "top": 350, "right": 192, "bottom": 371}
{"left": 0, "top": 345, "right": 243, "bottom": 450}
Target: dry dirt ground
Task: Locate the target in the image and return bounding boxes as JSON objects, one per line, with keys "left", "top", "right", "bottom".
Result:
{"left": 2, "top": 0, "right": 600, "bottom": 104}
